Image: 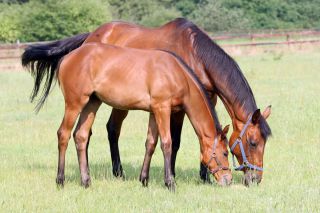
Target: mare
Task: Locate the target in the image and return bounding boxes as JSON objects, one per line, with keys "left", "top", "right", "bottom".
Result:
{"left": 25, "top": 43, "right": 232, "bottom": 189}
{"left": 22, "top": 18, "right": 271, "bottom": 185}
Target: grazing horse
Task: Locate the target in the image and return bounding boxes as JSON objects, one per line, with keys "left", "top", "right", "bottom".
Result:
{"left": 26, "top": 43, "right": 232, "bottom": 189}
{"left": 22, "top": 18, "right": 272, "bottom": 185}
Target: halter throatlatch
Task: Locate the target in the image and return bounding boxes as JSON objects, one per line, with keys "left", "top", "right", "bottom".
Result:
{"left": 206, "top": 137, "right": 230, "bottom": 174}
{"left": 230, "top": 114, "right": 263, "bottom": 171}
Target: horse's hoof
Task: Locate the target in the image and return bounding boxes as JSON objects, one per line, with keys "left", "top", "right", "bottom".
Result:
{"left": 56, "top": 177, "right": 65, "bottom": 188}
{"left": 165, "top": 181, "right": 176, "bottom": 192}
{"left": 113, "top": 169, "right": 126, "bottom": 181}
{"left": 113, "top": 165, "right": 124, "bottom": 178}
{"left": 141, "top": 179, "right": 149, "bottom": 187}
{"left": 140, "top": 177, "right": 149, "bottom": 187}
{"left": 81, "top": 178, "right": 91, "bottom": 188}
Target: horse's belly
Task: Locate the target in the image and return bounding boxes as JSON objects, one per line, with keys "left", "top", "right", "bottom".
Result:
{"left": 95, "top": 85, "right": 151, "bottom": 111}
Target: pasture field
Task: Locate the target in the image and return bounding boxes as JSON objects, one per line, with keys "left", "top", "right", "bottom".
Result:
{"left": 0, "top": 49, "right": 319, "bottom": 212}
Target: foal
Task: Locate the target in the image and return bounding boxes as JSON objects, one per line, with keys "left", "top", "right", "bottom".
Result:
{"left": 36, "top": 43, "right": 232, "bottom": 189}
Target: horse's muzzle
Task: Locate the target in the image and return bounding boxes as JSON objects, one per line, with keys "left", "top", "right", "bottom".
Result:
{"left": 217, "top": 174, "right": 232, "bottom": 186}
{"left": 243, "top": 170, "right": 262, "bottom": 186}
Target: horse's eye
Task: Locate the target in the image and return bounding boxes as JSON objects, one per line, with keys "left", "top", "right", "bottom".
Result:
{"left": 223, "top": 151, "right": 228, "bottom": 157}
{"left": 249, "top": 140, "right": 257, "bottom": 148}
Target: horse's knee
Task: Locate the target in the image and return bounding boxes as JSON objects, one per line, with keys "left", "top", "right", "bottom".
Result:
{"left": 145, "top": 142, "right": 156, "bottom": 156}
{"left": 57, "top": 129, "right": 70, "bottom": 150}
{"left": 160, "top": 139, "right": 172, "bottom": 153}
{"left": 145, "top": 133, "right": 157, "bottom": 150}
{"left": 73, "top": 129, "right": 89, "bottom": 150}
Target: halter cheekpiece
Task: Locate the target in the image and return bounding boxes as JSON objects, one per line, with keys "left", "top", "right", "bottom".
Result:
{"left": 230, "top": 114, "right": 263, "bottom": 171}
{"left": 206, "top": 137, "right": 230, "bottom": 174}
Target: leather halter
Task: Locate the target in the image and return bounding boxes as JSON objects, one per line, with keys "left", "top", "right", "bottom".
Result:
{"left": 230, "top": 114, "right": 263, "bottom": 171}
{"left": 206, "top": 137, "right": 230, "bottom": 175}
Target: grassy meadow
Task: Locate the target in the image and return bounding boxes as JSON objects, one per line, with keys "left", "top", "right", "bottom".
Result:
{"left": 0, "top": 48, "right": 319, "bottom": 212}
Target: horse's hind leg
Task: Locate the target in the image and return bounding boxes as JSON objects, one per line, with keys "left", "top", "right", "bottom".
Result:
{"left": 106, "top": 108, "right": 128, "bottom": 178}
{"left": 140, "top": 113, "right": 159, "bottom": 187}
{"left": 170, "top": 111, "right": 185, "bottom": 178}
{"left": 73, "top": 96, "right": 101, "bottom": 187}
{"left": 153, "top": 106, "right": 175, "bottom": 191}
{"left": 56, "top": 106, "right": 82, "bottom": 187}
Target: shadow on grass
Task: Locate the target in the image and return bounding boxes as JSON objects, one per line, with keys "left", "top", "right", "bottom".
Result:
{"left": 26, "top": 160, "right": 245, "bottom": 187}
{"left": 62, "top": 161, "right": 245, "bottom": 187}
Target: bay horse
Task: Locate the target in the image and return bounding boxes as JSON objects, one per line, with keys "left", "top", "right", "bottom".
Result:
{"left": 22, "top": 18, "right": 271, "bottom": 186}
{"left": 27, "top": 43, "right": 232, "bottom": 189}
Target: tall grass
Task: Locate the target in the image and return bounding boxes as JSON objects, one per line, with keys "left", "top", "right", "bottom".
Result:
{"left": 0, "top": 50, "right": 319, "bottom": 212}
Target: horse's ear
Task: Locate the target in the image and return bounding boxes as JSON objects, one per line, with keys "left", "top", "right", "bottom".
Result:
{"left": 219, "top": 125, "right": 230, "bottom": 140}
{"left": 222, "top": 124, "right": 230, "bottom": 136}
{"left": 262, "top": 105, "right": 272, "bottom": 120}
{"left": 252, "top": 109, "right": 261, "bottom": 125}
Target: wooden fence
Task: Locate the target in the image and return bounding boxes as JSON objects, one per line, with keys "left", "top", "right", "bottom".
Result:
{"left": 0, "top": 29, "right": 320, "bottom": 70}
{"left": 213, "top": 29, "right": 320, "bottom": 46}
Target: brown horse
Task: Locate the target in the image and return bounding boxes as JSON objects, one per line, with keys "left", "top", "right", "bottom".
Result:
{"left": 26, "top": 43, "right": 232, "bottom": 189}
{"left": 22, "top": 18, "right": 271, "bottom": 185}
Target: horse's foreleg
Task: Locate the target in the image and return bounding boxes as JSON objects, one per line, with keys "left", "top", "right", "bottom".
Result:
{"left": 153, "top": 106, "right": 175, "bottom": 191}
{"left": 106, "top": 108, "right": 128, "bottom": 178}
{"left": 56, "top": 106, "right": 81, "bottom": 187}
{"left": 170, "top": 111, "right": 185, "bottom": 178}
{"left": 139, "top": 113, "right": 159, "bottom": 187}
{"left": 73, "top": 96, "right": 101, "bottom": 187}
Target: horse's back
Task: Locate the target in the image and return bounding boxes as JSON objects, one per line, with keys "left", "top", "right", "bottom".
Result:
{"left": 84, "top": 18, "right": 187, "bottom": 49}
{"left": 61, "top": 43, "right": 188, "bottom": 111}
{"left": 94, "top": 46, "right": 188, "bottom": 110}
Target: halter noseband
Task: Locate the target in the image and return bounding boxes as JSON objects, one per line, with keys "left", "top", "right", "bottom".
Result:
{"left": 206, "top": 137, "right": 230, "bottom": 175}
{"left": 230, "top": 114, "right": 263, "bottom": 171}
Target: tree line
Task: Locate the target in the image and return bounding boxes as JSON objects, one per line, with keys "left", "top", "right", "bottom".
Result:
{"left": 0, "top": 0, "right": 319, "bottom": 42}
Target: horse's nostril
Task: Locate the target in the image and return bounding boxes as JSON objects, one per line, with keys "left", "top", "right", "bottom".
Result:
{"left": 224, "top": 178, "right": 230, "bottom": 185}
{"left": 243, "top": 172, "right": 262, "bottom": 187}
{"left": 223, "top": 174, "right": 232, "bottom": 185}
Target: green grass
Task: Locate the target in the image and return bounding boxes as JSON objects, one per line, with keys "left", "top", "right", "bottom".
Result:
{"left": 0, "top": 50, "right": 320, "bottom": 212}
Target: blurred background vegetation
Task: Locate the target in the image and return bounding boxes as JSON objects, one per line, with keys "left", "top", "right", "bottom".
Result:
{"left": 0, "top": 0, "right": 319, "bottom": 42}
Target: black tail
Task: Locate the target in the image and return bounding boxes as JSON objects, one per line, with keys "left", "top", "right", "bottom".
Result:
{"left": 21, "top": 33, "right": 90, "bottom": 112}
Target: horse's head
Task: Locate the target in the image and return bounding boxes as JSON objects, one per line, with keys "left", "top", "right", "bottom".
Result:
{"left": 205, "top": 125, "right": 232, "bottom": 186}
{"left": 229, "top": 106, "right": 271, "bottom": 186}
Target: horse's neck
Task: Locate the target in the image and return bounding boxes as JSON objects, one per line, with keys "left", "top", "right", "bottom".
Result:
{"left": 183, "top": 80, "right": 217, "bottom": 142}
{"left": 193, "top": 48, "right": 257, "bottom": 127}
{"left": 217, "top": 86, "right": 256, "bottom": 132}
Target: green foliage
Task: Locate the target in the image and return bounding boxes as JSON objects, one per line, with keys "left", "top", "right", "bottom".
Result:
{"left": 140, "top": 7, "right": 181, "bottom": 27}
{"left": 21, "top": 0, "right": 112, "bottom": 42}
{"left": 1, "top": 0, "right": 320, "bottom": 42}
{"left": 174, "top": 0, "right": 199, "bottom": 16}
{"left": 0, "top": 0, "right": 28, "bottom": 3}
{"left": 109, "top": 0, "right": 181, "bottom": 27}
{"left": 223, "top": 0, "right": 320, "bottom": 29}
{"left": 0, "top": 4, "right": 22, "bottom": 42}
{"left": 190, "top": 0, "right": 250, "bottom": 31}
{"left": 0, "top": 0, "right": 112, "bottom": 42}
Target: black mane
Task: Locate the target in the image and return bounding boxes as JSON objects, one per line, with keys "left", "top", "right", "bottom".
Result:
{"left": 259, "top": 117, "right": 272, "bottom": 140}
{"left": 173, "top": 18, "right": 271, "bottom": 139}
